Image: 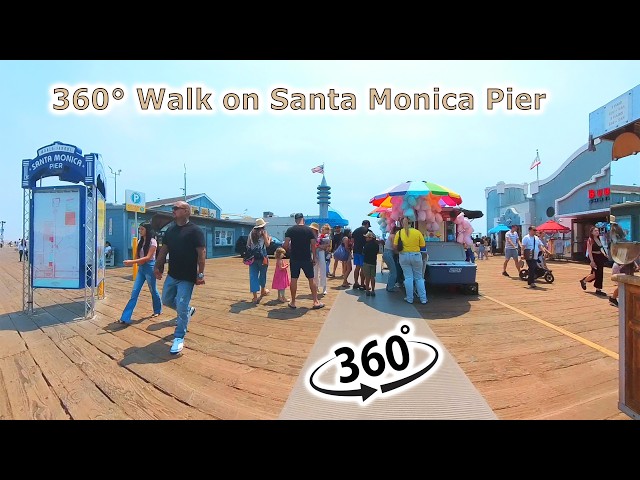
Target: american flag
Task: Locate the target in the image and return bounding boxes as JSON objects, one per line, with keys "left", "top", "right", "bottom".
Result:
{"left": 530, "top": 151, "right": 541, "bottom": 170}
{"left": 311, "top": 164, "right": 324, "bottom": 174}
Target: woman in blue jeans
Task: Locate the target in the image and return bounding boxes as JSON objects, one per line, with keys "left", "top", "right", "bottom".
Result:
{"left": 247, "top": 218, "right": 272, "bottom": 303}
{"left": 383, "top": 225, "right": 401, "bottom": 291}
{"left": 119, "top": 223, "right": 162, "bottom": 324}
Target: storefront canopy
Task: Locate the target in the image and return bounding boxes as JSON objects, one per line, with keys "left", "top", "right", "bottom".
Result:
{"left": 488, "top": 224, "right": 510, "bottom": 234}
{"left": 536, "top": 220, "right": 570, "bottom": 233}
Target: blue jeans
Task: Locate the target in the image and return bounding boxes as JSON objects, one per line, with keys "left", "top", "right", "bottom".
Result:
{"left": 120, "top": 262, "right": 162, "bottom": 322}
{"left": 162, "top": 274, "right": 195, "bottom": 339}
{"left": 399, "top": 252, "right": 427, "bottom": 303}
{"left": 249, "top": 260, "right": 268, "bottom": 293}
{"left": 383, "top": 248, "right": 398, "bottom": 291}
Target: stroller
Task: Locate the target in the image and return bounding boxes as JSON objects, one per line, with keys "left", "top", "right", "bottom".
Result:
{"left": 519, "top": 254, "right": 555, "bottom": 283}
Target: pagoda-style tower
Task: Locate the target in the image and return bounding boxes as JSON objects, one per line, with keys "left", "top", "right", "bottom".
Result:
{"left": 317, "top": 174, "right": 331, "bottom": 218}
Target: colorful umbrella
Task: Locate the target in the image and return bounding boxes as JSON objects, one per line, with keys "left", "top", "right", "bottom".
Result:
{"left": 370, "top": 195, "right": 394, "bottom": 208}
{"left": 372, "top": 180, "right": 462, "bottom": 203}
{"left": 438, "top": 195, "right": 462, "bottom": 207}
{"left": 368, "top": 206, "right": 392, "bottom": 217}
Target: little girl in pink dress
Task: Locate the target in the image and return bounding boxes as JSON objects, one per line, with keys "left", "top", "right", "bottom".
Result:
{"left": 271, "top": 247, "right": 291, "bottom": 302}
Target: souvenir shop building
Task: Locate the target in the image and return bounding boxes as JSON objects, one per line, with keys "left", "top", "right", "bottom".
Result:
{"left": 485, "top": 139, "right": 640, "bottom": 260}
{"left": 105, "top": 193, "right": 254, "bottom": 266}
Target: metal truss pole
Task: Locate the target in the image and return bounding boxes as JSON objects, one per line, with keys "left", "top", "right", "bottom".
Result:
{"left": 84, "top": 185, "right": 96, "bottom": 319}
{"left": 23, "top": 189, "right": 33, "bottom": 314}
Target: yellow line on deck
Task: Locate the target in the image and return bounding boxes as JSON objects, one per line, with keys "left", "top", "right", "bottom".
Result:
{"left": 481, "top": 294, "right": 619, "bottom": 360}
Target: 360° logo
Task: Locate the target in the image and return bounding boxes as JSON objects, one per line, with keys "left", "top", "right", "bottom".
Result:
{"left": 306, "top": 323, "right": 442, "bottom": 403}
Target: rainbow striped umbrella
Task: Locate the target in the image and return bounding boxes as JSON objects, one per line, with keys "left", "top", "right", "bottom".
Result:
{"left": 371, "top": 181, "right": 462, "bottom": 206}
{"left": 372, "top": 180, "right": 461, "bottom": 200}
{"left": 368, "top": 206, "right": 392, "bottom": 217}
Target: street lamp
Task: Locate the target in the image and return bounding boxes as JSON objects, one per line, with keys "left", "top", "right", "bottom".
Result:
{"left": 0, "top": 220, "right": 5, "bottom": 245}
{"left": 108, "top": 166, "right": 122, "bottom": 204}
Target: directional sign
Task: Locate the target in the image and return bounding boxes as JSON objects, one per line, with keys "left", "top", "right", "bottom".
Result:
{"left": 125, "top": 189, "right": 146, "bottom": 213}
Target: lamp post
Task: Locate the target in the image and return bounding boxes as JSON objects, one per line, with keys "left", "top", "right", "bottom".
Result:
{"left": 179, "top": 164, "right": 187, "bottom": 200}
{"left": 108, "top": 166, "right": 122, "bottom": 204}
{"left": 0, "top": 220, "right": 5, "bottom": 245}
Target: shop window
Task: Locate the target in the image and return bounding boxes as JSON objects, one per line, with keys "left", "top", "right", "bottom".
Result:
{"left": 215, "top": 228, "right": 234, "bottom": 247}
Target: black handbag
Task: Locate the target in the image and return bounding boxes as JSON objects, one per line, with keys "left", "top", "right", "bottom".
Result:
{"left": 396, "top": 231, "right": 404, "bottom": 252}
{"left": 523, "top": 237, "right": 536, "bottom": 260}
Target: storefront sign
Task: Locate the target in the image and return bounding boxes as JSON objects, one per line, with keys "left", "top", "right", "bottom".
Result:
{"left": 588, "top": 187, "right": 610, "bottom": 204}
{"left": 605, "top": 95, "right": 630, "bottom": 133}
{"left": 589, "top": 86, "right": 638, "bottom": 139}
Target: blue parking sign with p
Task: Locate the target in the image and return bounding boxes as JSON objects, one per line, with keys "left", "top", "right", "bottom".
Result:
{"left": 125, "top": 189, "right": 145, "bottom": 213}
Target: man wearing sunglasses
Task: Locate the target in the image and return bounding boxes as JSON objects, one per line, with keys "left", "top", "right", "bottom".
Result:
{"left": 154, "top": 201, "right": 206, "bottom": 354}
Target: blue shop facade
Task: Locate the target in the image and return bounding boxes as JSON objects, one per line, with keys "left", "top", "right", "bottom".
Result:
{"left": 105, "top": 193, "right": 253, "bottom": 266}
{"left": 485, "top": 139, "right": 640, "bottom": 260}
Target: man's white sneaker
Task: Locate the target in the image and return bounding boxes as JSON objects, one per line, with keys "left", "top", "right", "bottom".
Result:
{"left": 170, "top": 338, "right": 184, "bottom": 354}
{"left": 189, "top": 307, "right": 196, "bottom": 318}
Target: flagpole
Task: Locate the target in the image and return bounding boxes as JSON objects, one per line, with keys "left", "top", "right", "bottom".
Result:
{"left": 535, "top": 149, "right": 539, "bottom": 183}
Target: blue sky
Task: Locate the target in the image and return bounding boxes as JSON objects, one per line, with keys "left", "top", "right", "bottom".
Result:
{"left": 2, "top": 60, "right": 640, "bottom": 242}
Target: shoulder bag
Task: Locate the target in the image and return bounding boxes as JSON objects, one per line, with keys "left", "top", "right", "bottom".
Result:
{"left": 396, "top": 231, "right": 404, "bottom": 252}
{"left": 334, "top": 243, "right": 349, "bottom": 262}
{"left": 523, "top": 236, "right": 536, "bottom": 260}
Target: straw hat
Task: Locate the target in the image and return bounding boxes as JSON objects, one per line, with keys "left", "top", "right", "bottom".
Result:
{"left": 610, "top": 215, "right": 617, "bottom": 224}
{"left": 309, "top": 222, "right": 320, "bottom": 231}
{"left": 253, "top": 218, "right": 268, "bottom": 229}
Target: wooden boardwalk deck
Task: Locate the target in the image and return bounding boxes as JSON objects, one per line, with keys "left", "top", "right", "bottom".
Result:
{"left": 0, "top": 246, "right": 630, "bottom": 420}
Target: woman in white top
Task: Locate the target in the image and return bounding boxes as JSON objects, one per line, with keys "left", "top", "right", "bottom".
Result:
{"left": 119, "top": 223, "right": 162, "bottom": 324}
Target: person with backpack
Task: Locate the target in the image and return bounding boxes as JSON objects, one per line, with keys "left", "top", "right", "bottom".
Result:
{"left": 246, "top": 218, "right": 272, "bottom": 304}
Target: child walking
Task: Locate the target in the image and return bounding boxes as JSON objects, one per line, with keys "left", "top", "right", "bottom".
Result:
{"left": 271, "top": 247, "right": 291, "bottom": 303}
{"left": 362, "top": 231, "right": 379, "bottom": 296}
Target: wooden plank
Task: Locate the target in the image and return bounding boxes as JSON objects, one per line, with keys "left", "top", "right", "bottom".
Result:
{"left": 0, "top": 352, "right": 69, "bottom": 420}
{"left": 8, "top": 310, "right": 130, "bottom": 419}
{"left": 0, "top": 248, "right": 630, "bottom": 420}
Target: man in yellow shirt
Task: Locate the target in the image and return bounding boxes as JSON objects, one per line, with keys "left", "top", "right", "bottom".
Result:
{"left": 393, "top": 217, "right": 428, "bottom": 304}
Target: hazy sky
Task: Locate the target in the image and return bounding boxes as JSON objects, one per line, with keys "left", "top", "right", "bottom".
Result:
{"left": 2, "top": 60, "right": 640, "bottom": 242}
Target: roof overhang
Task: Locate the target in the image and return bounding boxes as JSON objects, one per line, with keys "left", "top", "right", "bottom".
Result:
{"left": 588, "top": 85, "right": 640, "bottom": 159}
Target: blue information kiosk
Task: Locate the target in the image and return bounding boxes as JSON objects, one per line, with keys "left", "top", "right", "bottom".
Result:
{"left": 21, "top": 141, "right": 107, "bottom": 319}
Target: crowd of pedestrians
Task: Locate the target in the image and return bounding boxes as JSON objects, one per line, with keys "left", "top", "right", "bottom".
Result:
{"left": 114, "top": 204, "right": 627, "bottom": 357}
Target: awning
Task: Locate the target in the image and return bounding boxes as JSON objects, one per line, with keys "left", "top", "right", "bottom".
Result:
{"left": 487, "top": 224, "right": 510, "bottom": 234}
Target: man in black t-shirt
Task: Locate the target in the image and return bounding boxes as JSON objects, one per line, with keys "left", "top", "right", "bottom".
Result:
{"left": 351, "top": 220, "right": 372, "bottom": 290}
{"left": 283, "top": 213, "right": 324, "bottom": 310}
{"left": 154, "top": 201, "right": 206, "bottom": 354}
{"left": 329, "top": 225, "right": 344, "bottom": 278}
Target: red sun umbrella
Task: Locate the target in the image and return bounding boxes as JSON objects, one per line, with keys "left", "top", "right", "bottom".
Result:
{"left": 536, "top": 220, "right": 570, "bottom": 233}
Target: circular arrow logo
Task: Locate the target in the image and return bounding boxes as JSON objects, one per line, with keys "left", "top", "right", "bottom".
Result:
{"left": 306, "top": 323, "right": 442, "bottom": 404}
